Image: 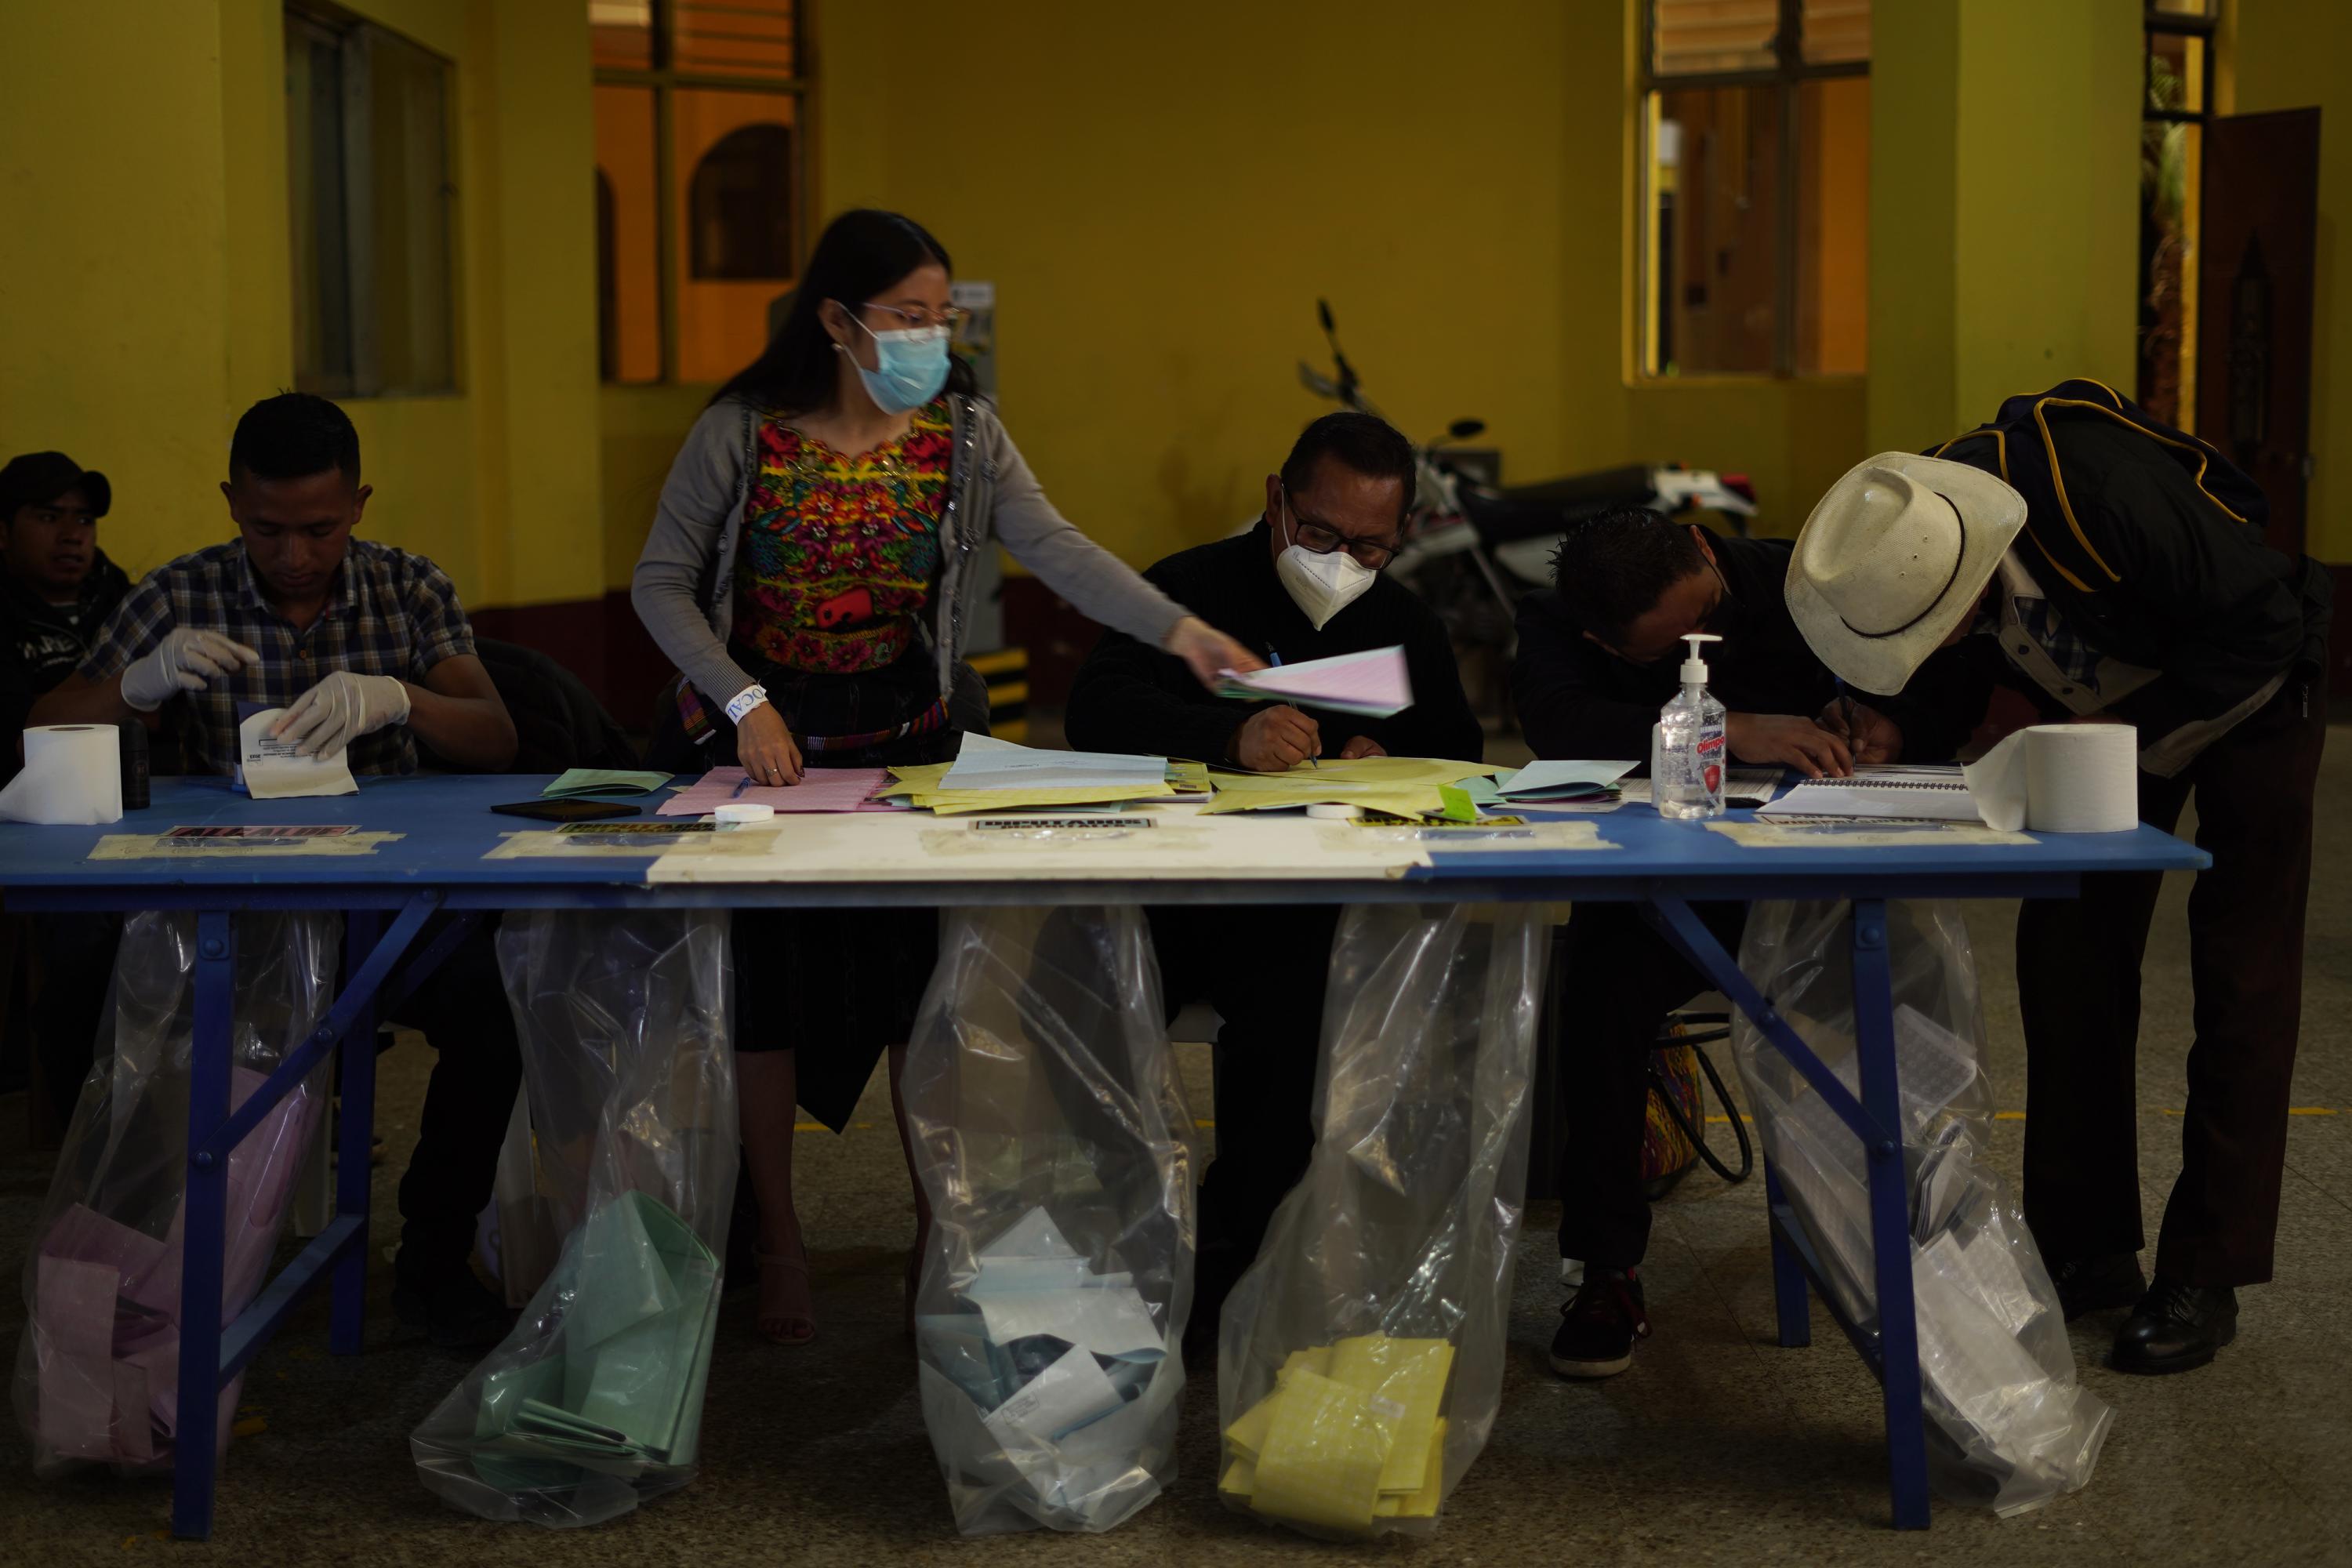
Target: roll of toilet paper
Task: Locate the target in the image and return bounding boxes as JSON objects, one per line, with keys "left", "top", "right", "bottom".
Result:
{"left": 2022, "top": 723, "right": 2139, "bottom": 833}
{"left": 0, "top": 724, "right": 125, "bottom": 826}
{"left": 1962, "top": 723, "right": 2138, "bottom": 833}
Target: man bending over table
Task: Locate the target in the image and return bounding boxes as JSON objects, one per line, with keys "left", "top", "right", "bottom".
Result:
{"left": 1510, "top": 508, "right": 1980, "bottom": 1378}
{"left": 34, "top": 392, "right": 523, "bottom": 1348}
{"left": 1064, "top": 410, "right": 1483, "bottom": 1329}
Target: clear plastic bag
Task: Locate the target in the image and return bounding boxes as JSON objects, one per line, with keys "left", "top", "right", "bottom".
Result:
{"left": 412, "top": 911, "right": 735, "bottom": 1529}
{"left": 1217, "top": 904, "right": 1547, "bottom": 1540}
{"left": 902, "top": 906, "right": 1194, "bottom": 1536}
{"left": 1731, "top": 899, "right": 2111, "bottom": 1516}
{"left": 13, "top": 911, "right": 339, "bottom": 1477}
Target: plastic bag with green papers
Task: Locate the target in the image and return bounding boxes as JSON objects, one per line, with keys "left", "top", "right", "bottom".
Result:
{"left": 411, "top": 910, "right": 735, "bottom": 1527}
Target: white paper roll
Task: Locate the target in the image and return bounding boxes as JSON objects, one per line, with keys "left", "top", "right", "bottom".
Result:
{"left": 2021, "top": 724, "right": 2139, "bottom": 833}
{"left": 0, "top": 725, "right": 124, "bottom": 826}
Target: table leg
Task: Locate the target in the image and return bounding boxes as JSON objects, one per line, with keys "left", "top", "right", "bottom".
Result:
{"left": 1850, "top": 898, "right": 1930, "bottom": 1530}
{"left": 1763, "top": 1163, "right": 1813, "bottom": 1348}
{"left": 171, "top": 910, "right": 234, "bottom": 1541}
{"left": 331, "top": 911, "right": 382, "bottom": 1357}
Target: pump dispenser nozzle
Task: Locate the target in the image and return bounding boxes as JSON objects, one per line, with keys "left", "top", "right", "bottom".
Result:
{"left": 1679, "top": 632, "right": 1722, "bottom": 685}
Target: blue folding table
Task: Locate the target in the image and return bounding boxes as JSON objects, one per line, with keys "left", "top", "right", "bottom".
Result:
{"left": 0, "top": 774, "right": 2206, "bottom": 1537}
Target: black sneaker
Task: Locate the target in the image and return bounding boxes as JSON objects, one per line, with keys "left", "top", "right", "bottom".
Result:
{"left": 1549, "top": 1266, "right": 1650, "bottom": 1379}
{"left": 2049, "top": 1253, "right": 2147, "bottom": 1322}
{"left": 393, "top": 1264, "right": 513, "bottom": 1351}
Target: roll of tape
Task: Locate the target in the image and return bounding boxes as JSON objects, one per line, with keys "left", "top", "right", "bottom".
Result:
{"left": 713, "top": 802, "right": 775, "bottom": 828}
{"left": 1306, "top": 803, "right": 1360, "bottom": 821}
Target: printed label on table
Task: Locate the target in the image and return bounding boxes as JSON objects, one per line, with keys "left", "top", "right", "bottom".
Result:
{"left": 165, "top": 825, "right": 358, "bottom": 838}
{"left": 89, "top": 832, "right": 405, "bottom": 859}
{"left": 554, "top": 820, "right": 715, "bottom": 836}
{"left": 484, "top": 826, "right": 785, "bottom": 859}
{"left": 1708, "top": 821, "right": 2037, "bottom": 849}
{"left": 968, "top": 816, "right": 1155, "bottom": 832}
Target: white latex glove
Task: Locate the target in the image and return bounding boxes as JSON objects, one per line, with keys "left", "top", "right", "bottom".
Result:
{"left": 273, "top": 670, "right": 412, "bottom": 757}
{"left": 120, "top": 629, "right": 262, "bottom": 713}
{"left": 1164, "top": 615, "right": 1266, "bottom": 691}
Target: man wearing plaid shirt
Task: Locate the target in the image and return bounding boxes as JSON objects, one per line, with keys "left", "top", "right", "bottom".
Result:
{"left": 37, "top": 393, "right": 524, "bottom": 1347}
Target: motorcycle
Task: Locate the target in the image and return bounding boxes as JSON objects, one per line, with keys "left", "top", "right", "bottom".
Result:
{"left": 1296, "top": 299, "right": 1758, "bottom": 656}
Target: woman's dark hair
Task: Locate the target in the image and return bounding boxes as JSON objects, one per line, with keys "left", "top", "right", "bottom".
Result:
{"left": 1552, "top": 507, "right": 1708, "bottom": 644}
{"left": 710, "top": 209, "right": 978, "bottom": 413}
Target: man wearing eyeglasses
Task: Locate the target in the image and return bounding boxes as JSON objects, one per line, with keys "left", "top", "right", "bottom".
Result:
{"left": 1066, "top": 409, "right": 1483, "bottom": 1327}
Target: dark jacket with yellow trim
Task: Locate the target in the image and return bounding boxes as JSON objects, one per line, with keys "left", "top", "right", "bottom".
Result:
{"left": 1930, "top": 379, "right": 2330, "bottom": 743}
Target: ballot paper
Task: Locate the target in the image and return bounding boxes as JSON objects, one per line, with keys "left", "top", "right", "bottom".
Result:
{"left": 237, "top": 708, "right": 357, "bottom": 800}
{"left": 543, "top": 768, "right": 673, "bottom": 798}
{"left": 1757, "top": 764, "right": 1982, "bottom": 823}
{"left": 1474, "top": 760, "right": 1639, "bottom": 804}
{"left": 656, "top": 765, "right": 887, "bottom": 816}
{"left": 941, "top": 734, "right": 1168, "bottom": 791}
{"left": 1222, "top": 1334, "right": 1457, "bottom": 1533}
{"left": 1218, "top": 646, "right": 1413, "bottom": 717}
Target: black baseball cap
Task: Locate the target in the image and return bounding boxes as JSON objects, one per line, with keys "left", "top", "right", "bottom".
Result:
{"left": 0, "top": 452, "right": 112, "bottom": 521}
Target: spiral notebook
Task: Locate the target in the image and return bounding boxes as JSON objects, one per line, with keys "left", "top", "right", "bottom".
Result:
{"left": 1755, "top": 765, "right": 1986, "bottom": 824}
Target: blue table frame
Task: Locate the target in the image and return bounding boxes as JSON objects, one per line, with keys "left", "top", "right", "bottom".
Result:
{"left": 0, "top": 775, "right": 2208, "bottom": 1537}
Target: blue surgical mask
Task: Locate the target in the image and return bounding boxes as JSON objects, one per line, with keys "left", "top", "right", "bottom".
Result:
{"left": 845, "top": 313, "right": 951, "bottom": 414}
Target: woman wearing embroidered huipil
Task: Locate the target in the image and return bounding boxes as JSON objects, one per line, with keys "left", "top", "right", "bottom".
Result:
{"left": 633, "top": 210, "right": 1258, "bottom": 1344}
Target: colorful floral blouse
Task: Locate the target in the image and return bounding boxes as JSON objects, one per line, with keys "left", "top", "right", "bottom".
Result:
{"left": 731, "top": 398, "right": 951, "bottom": 673}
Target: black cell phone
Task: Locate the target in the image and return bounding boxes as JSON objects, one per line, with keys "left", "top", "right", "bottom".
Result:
{"left": 491, "top": 799, "right": 643, "bottom": 822}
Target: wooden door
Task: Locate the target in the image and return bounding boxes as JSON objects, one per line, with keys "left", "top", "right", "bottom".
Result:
{"left": 2195, "top": 108, "right": 2320, "bottom": 557}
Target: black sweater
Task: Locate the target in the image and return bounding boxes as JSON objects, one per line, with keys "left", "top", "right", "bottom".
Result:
{"left": 1065, "top": 521, "right": 1483, "bottom": 764}
{"left": 1511, "top": 529, "right": 1987, "bottom": 766}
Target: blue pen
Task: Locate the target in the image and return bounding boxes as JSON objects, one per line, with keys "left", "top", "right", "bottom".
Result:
{"left": 1269, "top": 650, "right": 1317, "bottom": 768}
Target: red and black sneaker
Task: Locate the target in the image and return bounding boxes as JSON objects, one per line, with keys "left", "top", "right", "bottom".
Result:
{"left": 1548, "top": 1265, "right": 1650, "bottom": 1379}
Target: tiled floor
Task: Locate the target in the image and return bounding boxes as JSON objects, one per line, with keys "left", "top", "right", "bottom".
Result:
{"left": 2, "top": 724, "right": 2347, "bottom": 1566}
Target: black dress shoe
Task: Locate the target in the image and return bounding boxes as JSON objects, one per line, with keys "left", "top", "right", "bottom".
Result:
{"left": 2111, "top": 1279, "right": 2237, "bottom": 1375}
{"left": 2049, "top": 1253, "right": 2148, "bottom": 1321}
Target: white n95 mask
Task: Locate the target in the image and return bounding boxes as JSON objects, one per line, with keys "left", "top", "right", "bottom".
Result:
{"left": 1276, "top": 513, "right": 1377, "bottom": 630}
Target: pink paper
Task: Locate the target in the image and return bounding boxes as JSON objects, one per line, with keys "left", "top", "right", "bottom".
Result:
{"left": 35, "top": 1255, "right": 119, "bottom": 1461}
{"left": 1225, "top": 645, "right": 1414, "bottom": 714}
{"left": 655, "top": 765, "right": 890, "bottom": 816}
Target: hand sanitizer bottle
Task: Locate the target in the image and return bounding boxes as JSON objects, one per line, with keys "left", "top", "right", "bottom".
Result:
{"left": 1651, "top": 633, "right": 1726, "bottom": 820}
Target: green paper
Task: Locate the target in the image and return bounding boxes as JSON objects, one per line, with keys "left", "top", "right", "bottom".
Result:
{"left": 543, "top": 768, "right": 673, "bottom": 798}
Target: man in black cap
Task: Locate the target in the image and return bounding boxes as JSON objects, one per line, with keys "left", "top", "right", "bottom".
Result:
{"left": 2, "top": 452, "right": 131, "bottom": 769}
{"left": 1, "top": 452, "right": 134, "bottom": 1126}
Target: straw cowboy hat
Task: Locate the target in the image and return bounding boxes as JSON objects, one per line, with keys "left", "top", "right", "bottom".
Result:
{"left": 1784, "top": 452, "right": 2028, "bottom": 696}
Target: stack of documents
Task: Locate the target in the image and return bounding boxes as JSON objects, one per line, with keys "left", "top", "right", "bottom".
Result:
{"left": 657, "top": 766, "right": 888, "bottom": 816}
{"left": 470, "top": 1192, "right": 721, "bottom": 1487}
{"left": 1201, "top": 756, "right": 1499, "bottom": 822}
{"left": 1463, "top": 760, "right": 1638, "bottom": 810}
{"left": 543, "top": 769, "right": 673, "bottom": 798}
{"left": 1218, "top": 647, "right": 1413, "bottom": 717}
{"left": 1759, "top": 765, "right": 1984, "bottom": 824}
{"left": 1220, "top": 1335, "right": 1454, "bottom": 1532}
{"left": 916, "top": 1210, "right": 1172, "bottom": 1527}
{"left": 885, "top": 737, "right": 1181, "bottom": 815}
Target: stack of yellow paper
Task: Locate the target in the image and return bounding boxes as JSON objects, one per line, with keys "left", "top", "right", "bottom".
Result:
{"left": 1200, "top": 757, "right": 1500, "bottom": 821}
{"left": 1219, "top": 1335, "right": 1455, "bottom": 1533}
{"left": 879, "top": 760, "right": 1178, "bottom": 815}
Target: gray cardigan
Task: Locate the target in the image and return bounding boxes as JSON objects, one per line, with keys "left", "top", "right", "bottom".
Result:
{"left": 631, "top": 393, "right": 1191, "bottom": 711}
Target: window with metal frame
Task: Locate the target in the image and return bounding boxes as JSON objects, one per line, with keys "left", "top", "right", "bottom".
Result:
{"left": 2138, "top": 0, "right": 2216, "bottom": 430}
{"left": 1638, "top": 0, "right": 1871, "bottom": 379}
{"left": 591, "top": 0, "right": 807, "bottom": 386}
{"left": 285, "top": 5, "right": 457, "bottom": 398}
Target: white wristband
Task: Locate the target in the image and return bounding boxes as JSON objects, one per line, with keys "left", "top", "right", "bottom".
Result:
{"left": 724, "top": 684, "right": 770, "bottom": 725}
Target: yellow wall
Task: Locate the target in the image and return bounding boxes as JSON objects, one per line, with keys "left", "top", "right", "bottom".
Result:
{"left": 1868, "top": 0, "right": 2140, "bottom": 456}
{"left": 2227, "top": 0, "right": 2352, "bottom": 561}
{"left": 1, "top": 0, "right": 600, "bottom": 614}
{"left": 0, "top": 2, "right": 234, "bottom": 580}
